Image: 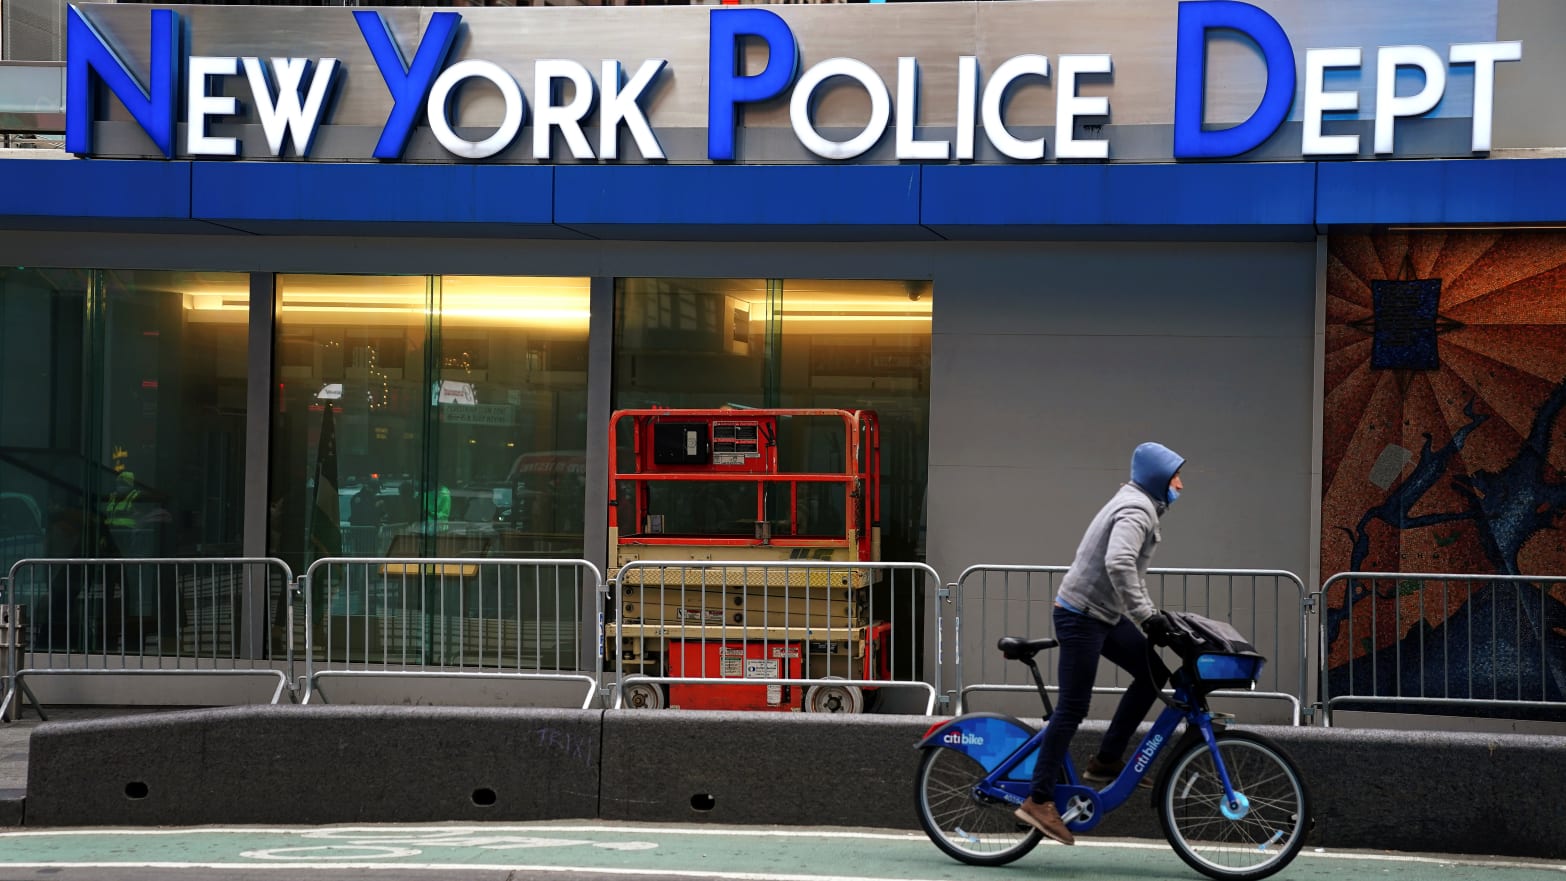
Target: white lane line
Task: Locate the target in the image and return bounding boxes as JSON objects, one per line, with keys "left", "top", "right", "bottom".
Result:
{"left": 0, "top": 827, "right": 918, "bottom": 842}
{"left": 490, "top": 827, "right": 928, "bottom": 841}
{"left": 1292, "top": 850, "right": 1566, "bottom": 871}
{"left": 0, "top": 828, "right": 305, "bottom": 837}
{"left": 0, "top": 863, "right": 965, "bottom": 880}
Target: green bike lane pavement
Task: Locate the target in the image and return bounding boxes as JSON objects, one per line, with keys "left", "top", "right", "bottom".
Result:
{"left": 0, "top": 823, "right": 1560, "bottom": 880}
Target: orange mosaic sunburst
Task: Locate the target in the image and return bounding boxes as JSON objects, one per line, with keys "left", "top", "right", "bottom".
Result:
{"left": 1323, "top": 231, "right": 1566, "bottom": 665}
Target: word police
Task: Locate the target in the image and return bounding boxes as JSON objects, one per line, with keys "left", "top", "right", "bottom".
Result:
{"left": 66, "top": 1, "right": 1520, "bottom": 162}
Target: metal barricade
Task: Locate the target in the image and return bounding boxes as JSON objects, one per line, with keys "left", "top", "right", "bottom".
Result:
{"left": 0, "top": 592, "right": 23, "bottom": 721}
{"left": 300, "top": 557, "right": 602, "bottom": 709}
{"left": 608, "top": 560, "right": 939, "bottom": 714}
{"left": 0, "top": 557, "right": 296, "bottom": 720}
{"left": 1316, "top": 571, "right": 1566, "bottom": 726}
{"left": 951, "top": 565, "right": 1308, "bottom": 724}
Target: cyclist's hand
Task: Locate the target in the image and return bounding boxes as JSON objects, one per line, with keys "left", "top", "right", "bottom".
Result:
{"left": 1141, "top": 611, "right": 1175, "bottom": 646}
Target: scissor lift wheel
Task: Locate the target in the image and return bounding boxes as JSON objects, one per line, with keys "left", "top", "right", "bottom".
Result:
{"left": 624, "top": 682, "right": 665, "bottom": 710}
{"left": 804, "top": 679, "right": 864, "bottom": 714}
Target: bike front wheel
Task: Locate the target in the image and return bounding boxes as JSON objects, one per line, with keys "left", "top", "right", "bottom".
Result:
{"left": 1157, "top": 730, "right": 1310, "bottom": 881}
{"left": 914, "top": 747, "right": 1041, "bottom": 866}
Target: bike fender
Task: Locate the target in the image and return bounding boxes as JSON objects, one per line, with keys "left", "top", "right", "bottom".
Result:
{"left": 915, "top": 712, "right": 1037, "bottom": 775}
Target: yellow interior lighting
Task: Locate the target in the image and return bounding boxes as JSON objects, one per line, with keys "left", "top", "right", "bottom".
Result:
{"left": 185, "top": 275, "right": 592, "bottom": 329}
{"left": 184, "top": 276, "right": 930, "bottom": 331}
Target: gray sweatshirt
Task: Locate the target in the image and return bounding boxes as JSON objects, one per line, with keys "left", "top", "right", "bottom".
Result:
{"left": 1055, "top": 482, "right": 1163, "bottom": 627}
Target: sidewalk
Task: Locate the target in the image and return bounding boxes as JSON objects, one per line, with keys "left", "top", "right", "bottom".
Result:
{"left": 0, "top": 714, "right": 30, "bottom": 796}
{"left": 0, "top": 709, "right": 36, "bottom": 826}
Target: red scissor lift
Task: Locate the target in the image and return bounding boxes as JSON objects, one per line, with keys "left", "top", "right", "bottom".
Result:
{"left": 607, "top": 408, "right": 889, "bottom": 712}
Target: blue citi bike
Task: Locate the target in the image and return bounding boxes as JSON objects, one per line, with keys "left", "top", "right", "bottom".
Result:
{"left": 914, "top": 616, "right": 1310, "bottom": 881}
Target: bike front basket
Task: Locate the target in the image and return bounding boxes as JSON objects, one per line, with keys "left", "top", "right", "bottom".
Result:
{"left": 1192, "top": 651, "right": 1266, "bottom": 690}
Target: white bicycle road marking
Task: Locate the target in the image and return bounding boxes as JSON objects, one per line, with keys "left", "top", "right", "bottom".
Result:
{"left": 241, "top": 846, "right": 424, "bottom": 861}
{"left": 241, "top": 831, "right": 662, "bottom": 860}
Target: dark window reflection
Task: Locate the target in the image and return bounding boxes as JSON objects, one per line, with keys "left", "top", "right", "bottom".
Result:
{"left": 612, "top": 277, "right": 930, "bottom": 561}
{"left": 0, "top": 268, "right": 247, "bottom": 565}
{"left": 0, "top": 268, "right": 249, "bottom": 652}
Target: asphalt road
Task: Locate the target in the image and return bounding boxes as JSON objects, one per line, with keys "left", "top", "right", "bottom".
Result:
{"left": 0, "top": 822, "right": 1561, "bottom": 881}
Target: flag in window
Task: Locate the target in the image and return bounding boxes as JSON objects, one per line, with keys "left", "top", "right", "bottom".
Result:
{"left": 308, "top": 404, "right": 341, "bottom": 561}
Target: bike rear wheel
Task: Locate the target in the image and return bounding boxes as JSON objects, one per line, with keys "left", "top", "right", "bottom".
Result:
{"left": 1157, "top": 730, "right": 1309, "bottom": 881}
{"left": 914, "top": 747, "right": 1042, "bottom": 866}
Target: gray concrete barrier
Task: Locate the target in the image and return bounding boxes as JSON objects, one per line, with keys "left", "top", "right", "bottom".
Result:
{"left": 1268, "top": 725, "right": 1566, "bottom": 859}
{"left": 17, "top": 708, "right": 1566, "bottom": 859}
{"left": 0, "top": 794, "right": 19, "bottom": 827}
{"left": 599, "top": 710, "right": 929, "bottom": 828}
{"left": 24, "top": 705, "right": 601, "bottom": 826}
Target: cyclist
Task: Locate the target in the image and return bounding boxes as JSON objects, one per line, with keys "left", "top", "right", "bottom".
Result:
{"left": 1013, "top": 442, "right": 1184, "bottom": 846}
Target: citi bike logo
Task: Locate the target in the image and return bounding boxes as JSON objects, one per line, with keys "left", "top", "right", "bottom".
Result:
{"left": 1133, "top": 734, "right": 1164, "bottom": 774}
{"left": 943, "top": 731, "right": 984, "bottom": 746}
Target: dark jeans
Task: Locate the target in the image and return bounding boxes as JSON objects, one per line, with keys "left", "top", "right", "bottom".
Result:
{"left": 1029, "top": 605, "right": 1170, "bottom": 802}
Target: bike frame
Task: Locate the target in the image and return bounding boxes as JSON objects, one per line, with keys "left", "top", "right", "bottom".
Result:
{"left": 920, "top": 642, "right": 1250, "bottom": 833}
{"left": 974, "top": 685, "right": 1243, "bottom": 830}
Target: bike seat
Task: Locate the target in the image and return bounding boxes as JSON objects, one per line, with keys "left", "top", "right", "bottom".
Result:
{"left": 997, "top": 636, "right": 1058, "bottom": 660}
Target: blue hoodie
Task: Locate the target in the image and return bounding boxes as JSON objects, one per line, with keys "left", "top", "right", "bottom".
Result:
{"left": 1130, "top": 442, "right": 1185, "bottom": 506}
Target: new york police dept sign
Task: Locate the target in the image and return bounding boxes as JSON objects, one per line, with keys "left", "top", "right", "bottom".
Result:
{"left": 65, "top": 0, "right": 1521, "bottom": 163}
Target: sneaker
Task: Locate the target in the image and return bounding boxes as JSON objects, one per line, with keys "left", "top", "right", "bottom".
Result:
{"left": 1082, "top": 756, "right": 1155, "bottom": 790}
{"left": 1014, "top": 798, "right": 1075, "bottom": 846}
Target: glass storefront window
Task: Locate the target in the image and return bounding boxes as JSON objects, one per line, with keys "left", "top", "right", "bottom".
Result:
{"left": 434, "top": 276, "right": 591, "bottom": 559}
{"left": 0, "top": 268, "right": 249, "bottom": 563}
{"left": 612, "top": 278, "right": 772, "bottom": 550}
{"left": 613, "top": 277, "right": 771, "bottom": 410}
{"left": 270, "top": 275, "right": 591, "bottom": 570}
{"left": 270, "top": 274, "right": 432, "bottom": 570}
{"left": 613, "top": 277, "right": 932, "bottom": 561}
{"left": 105, "top": 271, "right": 251, "bottom": 558}
{"left": 271, "top": 273, "right": 589, "bottom": 670}
{"left": 613, "top": 276, "right": 931, "bottom": 692}
{"left": 0, "top": 268, "right": 91, "bottom": 578}
{"left": 780, "top": 278, "right": 932, "bottom": 563}
{"left": 0, "top": 267, "right": 249, "bottom": 650}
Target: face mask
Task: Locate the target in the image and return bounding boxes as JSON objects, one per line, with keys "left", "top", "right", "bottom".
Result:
{"left": 1167, "top": 487, "right": 1180, "bottom": 504}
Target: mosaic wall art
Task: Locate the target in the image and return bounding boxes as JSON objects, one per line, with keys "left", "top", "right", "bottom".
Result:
{"left": 1322, "top": 231, "right": 1566, "bottom": 707}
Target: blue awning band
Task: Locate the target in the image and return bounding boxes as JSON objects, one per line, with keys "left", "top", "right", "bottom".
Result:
{"left": 2, "top": 157, "right": 1561, "bottom": 239}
